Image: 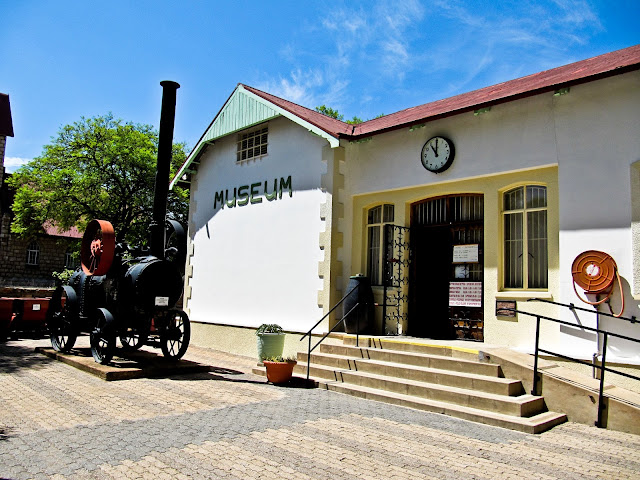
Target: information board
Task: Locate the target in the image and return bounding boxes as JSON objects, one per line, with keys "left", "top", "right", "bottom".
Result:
{"left": 449, "top": 282, "right": 482, "bottom": 307}
{"left": 452, "top": 244, "right": 479, "bottom": 263}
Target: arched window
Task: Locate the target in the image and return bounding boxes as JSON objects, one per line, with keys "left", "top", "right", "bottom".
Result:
{"left": 503, "top": 185, "right": 548, "bottom": 289}
{"left": 366, "top": 204, "right": 394, "bottom": 285}
{"left": 26, "top": 241, "right": 40, "bottom": 266}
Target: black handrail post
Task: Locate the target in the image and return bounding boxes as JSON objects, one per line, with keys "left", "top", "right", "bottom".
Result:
{"left": 356, "top": 306, "right": 360, "bottom": 348}
{"left": 531, "top": 315, "right": 541, "bottom": 396}
{"left": 307, "top": 333, "right": 311, "bottom": 381}
{"left": 596, "top": 333, "right": 608, "bottom": 428}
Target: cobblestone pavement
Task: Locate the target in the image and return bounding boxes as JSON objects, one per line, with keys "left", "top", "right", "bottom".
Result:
{"left": 1, "top": 338, "right": 639, "bottom": 480}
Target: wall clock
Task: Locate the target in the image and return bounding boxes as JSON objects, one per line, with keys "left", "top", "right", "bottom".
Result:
{"left": 421, "top": 136, "right": 455, "bottom": 173}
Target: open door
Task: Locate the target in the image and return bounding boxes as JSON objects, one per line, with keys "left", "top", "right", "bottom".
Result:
{"left": 409, "top": 195, "right": 484, "bottom": 340}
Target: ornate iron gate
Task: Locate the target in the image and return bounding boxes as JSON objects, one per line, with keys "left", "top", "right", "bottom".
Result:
{"left": 382, "top": 224, "right": 411, "bottom": 335}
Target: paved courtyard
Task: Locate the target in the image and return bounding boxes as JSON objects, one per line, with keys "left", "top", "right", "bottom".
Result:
{"left": 1, "top": 337, "right": 639, "bottom": 480}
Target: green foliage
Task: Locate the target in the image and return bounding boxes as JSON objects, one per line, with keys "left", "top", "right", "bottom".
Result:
{"left": 255, "top": 323, "right": 284, "bottom": 335}
{"left": 315, "top": 105, "right": 343, "bottom": 120}
{"left": 315, "top": 105, "right": 384, "bottom": 125}
{"left": 8, "top": 114, "right": 189, "bottom": 246}
{"left": 51, "top": 269, "right": 76, "bottom": 284}
{"left": 263, "top": 355, "right": 297, "bottom": 363}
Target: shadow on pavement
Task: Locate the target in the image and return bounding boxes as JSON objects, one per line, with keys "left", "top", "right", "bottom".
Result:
{"left": 0, "top": 343, "right": 54, "bottom": 374}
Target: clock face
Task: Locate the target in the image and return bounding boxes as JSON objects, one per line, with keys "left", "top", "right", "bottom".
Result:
{"left": 421, "top": 136, "right": 455, "bottom": 173}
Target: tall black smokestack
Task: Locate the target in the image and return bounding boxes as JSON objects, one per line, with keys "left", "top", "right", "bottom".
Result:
{"left": 150, "top": 80, "right": 180, "bottom": 258}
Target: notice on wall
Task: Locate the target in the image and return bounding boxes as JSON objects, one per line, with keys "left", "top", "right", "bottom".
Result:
{"left": 452, "top": 244, "right": 479, "bottom": 263}
{"left": 449, "top": 282, "right": 482, "bottom": 307}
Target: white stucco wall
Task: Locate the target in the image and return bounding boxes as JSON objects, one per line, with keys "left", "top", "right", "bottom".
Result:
{"left": 554, "top": 72, "right": 640, "bottom": 361}
{"left": 187, "top": 117, "right": 327, "bottom": 332}
{"left": 340, "top": 70, "right": 640, "bottom": 360}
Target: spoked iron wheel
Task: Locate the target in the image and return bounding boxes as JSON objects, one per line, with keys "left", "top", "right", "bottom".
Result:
{"left": 160, "top": 310, "right": 191, "bottom": 360}
{"left": 120, "top": 328, "right": 148, "bottom": 352}
{"left": 47, "top": 286, "right": 78, "bottom": 353}
{"left": 90, "top": 308, "right": 116, "bottom": 364}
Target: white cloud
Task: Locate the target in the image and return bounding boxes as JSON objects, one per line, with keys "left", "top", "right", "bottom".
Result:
{"left": 4, "top": 157, "right": 31, "bottom": 173}
{"left": 260, "top": 0, "right": 607, "bottom": 121}
{"left": 256, "top": 68, "right": 325, "bottom": 107}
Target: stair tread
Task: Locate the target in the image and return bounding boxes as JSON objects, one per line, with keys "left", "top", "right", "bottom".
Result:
{"left": 306, "top": 351, "right": 516, "bottom": 384}
{"left": 302, "top": 363, "right": 538, "bottom": 404}
{"left": 323, "top": 344, "right": 495, "bottom": 368}
{"left": 318, "top": 379, "right": 566, "bottom": 428}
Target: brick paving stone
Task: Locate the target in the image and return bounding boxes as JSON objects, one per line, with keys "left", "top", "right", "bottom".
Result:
{"left": 1, "top": 338, "right": 639, "bottom": 479}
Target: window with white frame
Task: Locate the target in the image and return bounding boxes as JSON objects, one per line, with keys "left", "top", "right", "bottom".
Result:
{"left": 503, "top": 185, "right": 548, "bottom": 289}
{"left": 64, "top": 248, "right": 78, "bottom": 269}
{"left": 26, "top": 241, "right": 40, "bottom": 266}
{"left": 366, "top": 204, "right": 394, "bottom": 286}
{"left": 237, "top": 126, "right": 268, "bottom": 163}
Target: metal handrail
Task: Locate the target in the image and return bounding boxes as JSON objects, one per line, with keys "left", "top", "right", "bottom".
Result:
{"left": 526, "top": 297, "right": 637, "bottom": 324}
{"left": 300, "top": 284, "right": 363, "bottom": 380}
{"left": 498, "top": 299, "right": 640, "bottom": 428}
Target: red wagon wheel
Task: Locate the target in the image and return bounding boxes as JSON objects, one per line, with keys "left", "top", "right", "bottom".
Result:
{"left": 81, "top": 219, "right": 115, "bottom": 276}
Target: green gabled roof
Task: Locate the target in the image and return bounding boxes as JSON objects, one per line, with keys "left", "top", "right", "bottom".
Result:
{"left": 170, "top": 84, "right": 340, "bottom": 189}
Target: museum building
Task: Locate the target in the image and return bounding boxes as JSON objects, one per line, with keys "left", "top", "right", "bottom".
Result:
{"left": 171, "top": 45, "right": 640, "bottom": 363}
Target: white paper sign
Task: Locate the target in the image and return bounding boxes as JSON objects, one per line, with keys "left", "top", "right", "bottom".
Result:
{"left": 452, "top": 244, "right": 479, "bottom": 263}
{"left": 449, "top": 282, "right": 482, "bottom": 307}
{"left": 155, "top": 296, "right": 169, "bottom": 307}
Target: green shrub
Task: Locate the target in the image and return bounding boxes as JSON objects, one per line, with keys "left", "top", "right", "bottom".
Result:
{"left": 255, "top": 324, "right": 283, "bottom": 335}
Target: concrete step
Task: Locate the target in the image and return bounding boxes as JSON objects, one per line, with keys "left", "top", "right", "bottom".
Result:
{"left": 343, "top": 336, "right": 479, "bottom": 360}
{"left": 295, "top": 363, "right": 544, "bottom": 417}
{"left": 319, "top": 343, "right": 502, "bottom": 378}
{"left": 299, "top": 352, "right": 523, "bottom": 396}
{"left": 318, "top": 380, "right": 567, "bottom": 434}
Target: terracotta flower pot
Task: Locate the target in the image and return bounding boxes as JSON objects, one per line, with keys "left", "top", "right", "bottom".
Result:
{"left": 263, "top": 360, "right": 297, "bottom": 384}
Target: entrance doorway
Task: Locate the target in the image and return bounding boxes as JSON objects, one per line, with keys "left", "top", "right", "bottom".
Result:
{"left": 409, "top": 194, "right": 484, "bottom": 340}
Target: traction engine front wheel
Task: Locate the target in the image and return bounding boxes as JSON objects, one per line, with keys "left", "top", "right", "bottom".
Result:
{"left": 160, "top": 310, "right": 190, "bottom": 360}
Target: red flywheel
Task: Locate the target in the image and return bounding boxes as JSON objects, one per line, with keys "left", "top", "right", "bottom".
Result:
{"left": 80, "top": 219, "right": 115, "bottom": 276}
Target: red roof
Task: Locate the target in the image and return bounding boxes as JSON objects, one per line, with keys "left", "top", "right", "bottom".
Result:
{"left": 242, "top": 85, "right": 352, "bottom": 137}
{"left": 42, "top": 222, "right": 83, "bottom": 239}
{"left": 246, "top": 44, "right": 640, "bottom": 140}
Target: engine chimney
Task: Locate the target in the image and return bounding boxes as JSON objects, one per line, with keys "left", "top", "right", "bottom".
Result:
{"left": 150, "top": 80, "right": 180, "bottom": 259}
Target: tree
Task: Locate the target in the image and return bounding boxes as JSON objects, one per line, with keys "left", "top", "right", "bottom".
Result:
{"left": 8, "top": 113, "right": 189, "bottom": 246}
{"left": 315, "top": 105, "right": 383, "bottom": 125}
{"left": 315, "top": 105, "right": 343, "bottom": 120}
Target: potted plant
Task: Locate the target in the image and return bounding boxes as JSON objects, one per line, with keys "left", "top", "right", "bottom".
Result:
{"left": 256, "top": 323, "right": 285, "bottom": 363}
{"left": 263, "top": 355, "right": 298, "bottom": 384}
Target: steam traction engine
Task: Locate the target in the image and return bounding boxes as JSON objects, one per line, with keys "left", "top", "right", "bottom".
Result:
{"left": 46, "top": 81, "right": 190, "bottom": 364}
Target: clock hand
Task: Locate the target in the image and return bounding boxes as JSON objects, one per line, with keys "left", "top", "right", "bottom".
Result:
{"left": 431, "top": 144, "right": 438, "bottom": 157}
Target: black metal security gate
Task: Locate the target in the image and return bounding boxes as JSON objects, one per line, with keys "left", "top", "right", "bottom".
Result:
{"left": 382, "top": 224, "right": 411, "bottom": 335}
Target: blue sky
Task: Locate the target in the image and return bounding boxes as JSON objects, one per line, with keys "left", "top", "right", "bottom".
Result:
{"left": 1, "top": 0, "right": 638, "bottom": 171}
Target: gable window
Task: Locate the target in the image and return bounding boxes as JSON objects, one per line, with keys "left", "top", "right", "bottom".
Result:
{"left": 26, "top": 241, "right": 40, "bottom": 266}
{"left": 237, "top": 126, "right": 268, "bottom": 163}
{"left": 503, "top": 185, "right": 548, "bottom": 289}
{"left": 367, "top": 204, "right": 394, "bottom": 285}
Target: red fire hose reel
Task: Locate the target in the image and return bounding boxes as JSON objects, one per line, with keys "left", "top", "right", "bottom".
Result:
{"left": 571, "top": 250, "right": 624, "bottom": 317}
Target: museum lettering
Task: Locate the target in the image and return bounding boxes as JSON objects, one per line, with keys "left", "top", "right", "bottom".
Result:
{"left": 214, "top": 176, "right": 292, "bottom": 209}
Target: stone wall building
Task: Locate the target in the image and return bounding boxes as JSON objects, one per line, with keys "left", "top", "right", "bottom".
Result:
{"left": 0, "top": 92, "right": 81, "bottom": 294}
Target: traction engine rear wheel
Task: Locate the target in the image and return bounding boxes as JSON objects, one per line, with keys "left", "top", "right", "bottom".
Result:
{"left": 90, "top": 308, "right": 116, "bottom": 364}
{"left": 48, "top": 286, "right": 78, "bottom": 353}
{"left": 120, "top": 328, "right": 148, "bottom": 351}
{"left": 160, "top": 310, "right": 190, "bottom": 360}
